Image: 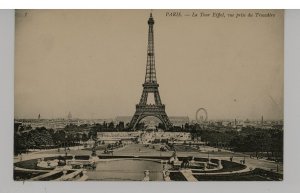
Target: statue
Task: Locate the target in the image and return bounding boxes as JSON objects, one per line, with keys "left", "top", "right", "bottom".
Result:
{"left": 181, "top": 158, "right": 190, "bottom": 168}
{"left": 162, "top": 165, "right": 171, "bottom": 181}
{"left": 169, "top": 151, "right": 179, "bottom": 164}
{"left": 91, "top": 138, "right": 99, "bottom": 157}
{"left": 163, "top": 170, "right": 170, "bottom": 181}
{"left": 91, "top": 146, "right": 97, "bottom": 157}
{"left": 143, "top": 170, "right": 150, "bottom": 181}
{"left": 203, "top": 162, "right": 208, "bottom": 170}
{"left": 190, "top": 156, "right": 195, "bottom": 164}
{"left": 218, "top": 159, "right": 222, "bottom": 169}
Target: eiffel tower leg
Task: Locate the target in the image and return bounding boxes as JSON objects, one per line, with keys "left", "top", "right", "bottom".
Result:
{"left": 139, "top": 91, "right": 148, "bottom": 105}
{"left": 129, "top": 114, "right": 140, "bottom": 130}
{"left": 158, "top": 114, "right": 172, "bottom": 130}
{"left": 154, "top": 91, "right": 162, "bottom": 105}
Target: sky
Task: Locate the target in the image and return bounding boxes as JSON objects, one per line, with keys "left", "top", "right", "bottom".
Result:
{"left": 14, "top": 10, "right": 283, "bottom": 120}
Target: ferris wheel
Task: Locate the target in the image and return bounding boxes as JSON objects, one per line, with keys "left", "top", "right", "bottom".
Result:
{"left": 196, "top": 108, "right": 208, "bottom": 123}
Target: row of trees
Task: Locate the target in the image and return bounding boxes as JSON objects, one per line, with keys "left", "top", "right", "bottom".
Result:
{"left": 189, "top": 127, "right": 283, "bottom": 160}
{"left": 171, "top": 123, "right": 283, "bottom": 160}
{"left": 14, "top": 127, "right": 90, "bottom": 155}
{"left": 14, "top": 121, "right": 283, "bottom": 161}
{"left": 14, "top": 121, "right": 129, "bottom": 154}
{"left": 229, "top": 128, "right": 283, "bottom": 158}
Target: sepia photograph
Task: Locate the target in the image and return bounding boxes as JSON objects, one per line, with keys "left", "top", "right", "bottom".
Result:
{"left": 13, "top": 9, "right": 283, "bottom": 181}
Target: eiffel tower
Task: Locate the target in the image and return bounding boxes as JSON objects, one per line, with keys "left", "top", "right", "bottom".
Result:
{"left": 129, "top": 13, "right": 172, "bottom": 130}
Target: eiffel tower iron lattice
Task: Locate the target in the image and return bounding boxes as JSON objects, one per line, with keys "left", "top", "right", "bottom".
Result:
{"left": 129, "top": 13, "right": 172, "bottom": 130}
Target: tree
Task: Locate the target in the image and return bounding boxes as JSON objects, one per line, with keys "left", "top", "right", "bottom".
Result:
{"left": 14, "top": 133, "right": 27, "bottom": 154}
{"left": 75, "top": 133, "right": 81, "bottom": 143}
{"left": 81, "top": 133, "right": 89, "bottom": 142}
{"left": 14, "top": 122, "right": 22, "bottom": 133}
{"left": 66, "top": 134, "right": 75, "bottom": 145}
{"left": 116, "top": 122, "right": 125, "bottom": 131}
{"left": 24, "top": 127, "right": 54, "bottom": 149}
{"left": 108, "top": 121, "right": 115, "bottom": 130}
{"left": 88, "top": 127, "right": 98, "bottom": 140}
{"left": 53, "top": 130, "right": 66, "bottom": 146}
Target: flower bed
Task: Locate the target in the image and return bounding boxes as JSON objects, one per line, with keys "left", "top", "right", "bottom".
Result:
{"left": 14, "top": 170, "right": 47, "bottom": 181}
{"left": 169, "top": 171, "right": 187, "bottom": 181}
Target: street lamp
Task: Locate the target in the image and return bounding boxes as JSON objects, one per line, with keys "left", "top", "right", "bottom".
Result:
{"left": 65, "top": 135, "right": 68, "bottom": 157}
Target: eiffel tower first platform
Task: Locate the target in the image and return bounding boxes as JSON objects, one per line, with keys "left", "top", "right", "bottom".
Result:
{"left": 129, "top": 13, "right": 172, "bottom": 130}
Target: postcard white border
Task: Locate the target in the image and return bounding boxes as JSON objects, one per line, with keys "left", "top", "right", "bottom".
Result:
{"left": 1, "top": 9, "right": 300, "bottom": 193}
{"left": 1, "top": 0, "right": 300, "bottom": 9}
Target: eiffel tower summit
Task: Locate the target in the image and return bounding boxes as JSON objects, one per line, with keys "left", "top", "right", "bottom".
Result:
{"left": 129, "top": 13, "right": 172, "bottom": 130}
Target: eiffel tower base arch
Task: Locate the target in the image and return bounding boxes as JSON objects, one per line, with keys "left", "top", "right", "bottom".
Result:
{"left": 129, "top": 105, "right": 172, "bottom": 130}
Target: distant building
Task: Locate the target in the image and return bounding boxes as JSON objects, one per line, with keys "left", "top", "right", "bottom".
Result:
{"left": 14, "top": 118, "right": 115, "bottom": 130}
{"left": 115, "top": 116, "right": 132, "bottom": 124}
{"left": 97, "top": 132, "right": 138, "bottom": 144}
{"left": 116, "top": 116, "right": 190, "bottom": 127}
{"left": 68, "top": 112, "right": 72, "bottom": 120}
{"left": 96, "top": 131, "right": 193, "bottom": 144}
{"left": 169, "top": 116, "right": 190, "bottom": 126}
